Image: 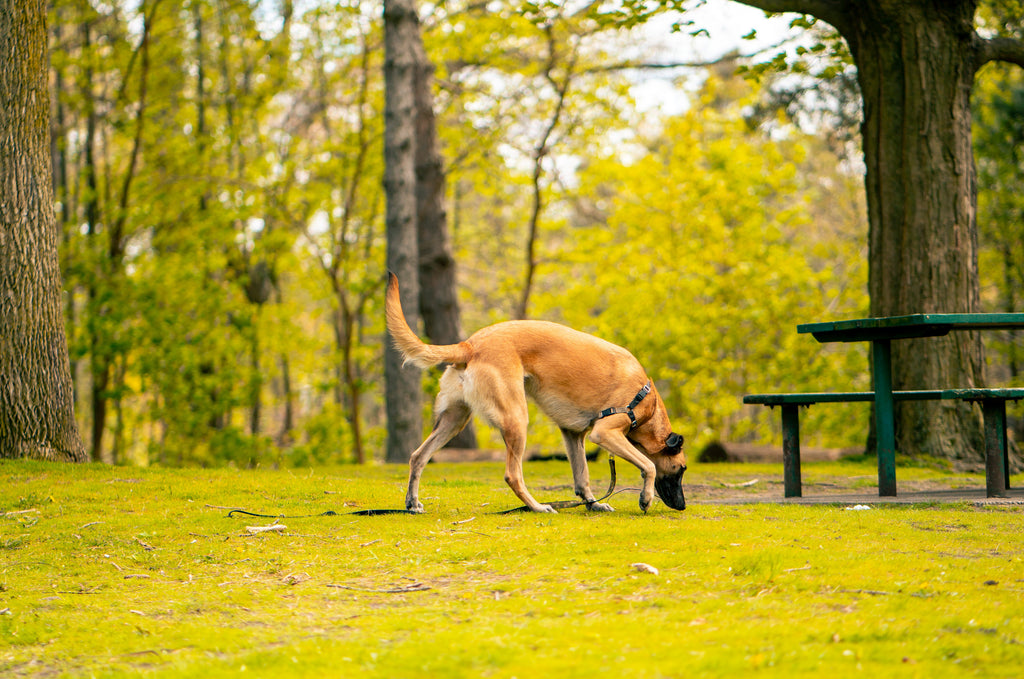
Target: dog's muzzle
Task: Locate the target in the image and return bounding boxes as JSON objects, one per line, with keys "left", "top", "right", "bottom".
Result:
{"left": 655, "top": 468, "right": 687, "bottom": 510}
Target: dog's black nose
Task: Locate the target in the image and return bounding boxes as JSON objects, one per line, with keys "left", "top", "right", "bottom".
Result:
{"left": 655, "top": 472, "right": 687, "bottom": 511}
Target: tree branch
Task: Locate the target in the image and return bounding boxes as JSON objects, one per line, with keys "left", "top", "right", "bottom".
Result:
{"left": 976, "top": 36, "right": 1024, "bottom": 70}
{"left": 732, "top": 0, "right": 850, "bottom": 34}
{"left": 579, "top": 36, "right": 793, "bottom": 75}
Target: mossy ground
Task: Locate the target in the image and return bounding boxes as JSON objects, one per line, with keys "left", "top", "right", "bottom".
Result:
{"left": 2, "top": 458, "right": 1022, "bottom": 678}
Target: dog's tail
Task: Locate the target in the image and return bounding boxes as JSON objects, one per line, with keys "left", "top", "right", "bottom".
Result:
{"left": 385, "top": 272, "right": 473, "bottom": 369}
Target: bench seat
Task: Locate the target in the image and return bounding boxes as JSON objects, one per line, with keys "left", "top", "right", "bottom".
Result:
{"left": 743, "top": 388, "right": 1024, "bottom": 498}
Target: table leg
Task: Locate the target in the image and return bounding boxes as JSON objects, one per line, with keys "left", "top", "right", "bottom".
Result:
{"left": 872, "top": 339, "right": 897, "bottom": 496}
{"left": 1004, "top": 408, "right": 1011, "bottom": 491}
{"left": 981, "top": 399, "right": 1009, "bottom": 498}
{"left": 781, "top": 404, "right": 802, "bottom": 498}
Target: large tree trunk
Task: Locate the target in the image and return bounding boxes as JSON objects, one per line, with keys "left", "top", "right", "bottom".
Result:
{"left": 413, "top": 27, "right": 477, "bottom": 450}
{"left": 844, "top": 1, "right": 988, "bottom": 465}
{"left": 0, "top": 0, "right": 88, "bottom": 462}
{"left": 383, "top": 0, "right": 424, "bottom": 463}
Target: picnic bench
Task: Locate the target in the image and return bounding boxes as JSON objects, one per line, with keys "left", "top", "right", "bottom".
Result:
{"left": 744, "top": 314, "right": 1024, "bottom": 499}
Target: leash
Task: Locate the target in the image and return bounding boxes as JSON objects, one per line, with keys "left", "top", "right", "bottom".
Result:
{"left": 226, "top": 508, "right": 416, "bottom": 518}
{"left": 224, "top": 456, "right": 618, "bottom": 518}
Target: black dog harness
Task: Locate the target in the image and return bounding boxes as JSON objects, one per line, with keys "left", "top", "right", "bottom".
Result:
{"left": 594, "top": 380, "right": 651, "bottom": 430}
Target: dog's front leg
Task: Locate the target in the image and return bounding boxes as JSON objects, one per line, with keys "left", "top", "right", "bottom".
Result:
{"left": 588, "top": 417, "right": 657, "bottom": 512}
{"left": 560, "top": 428, "right": 613, "bottom": 512}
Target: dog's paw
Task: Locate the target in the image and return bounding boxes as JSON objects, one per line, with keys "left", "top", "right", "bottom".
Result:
{"left": 406, "top": 500, "right": 425, "bottom": 513}
{"left": 639, "top": 494, "right": 653, "bottom": 514}
{"left": 533, "top": 504, "right": 558, "bottom": 514}
{"left": 587, "top": 501, "right": 614, "bottom": 512}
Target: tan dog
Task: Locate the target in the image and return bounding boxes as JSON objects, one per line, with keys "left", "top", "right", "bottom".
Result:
{"left": 385, "top": 273, "right": 687, "bottom": 513}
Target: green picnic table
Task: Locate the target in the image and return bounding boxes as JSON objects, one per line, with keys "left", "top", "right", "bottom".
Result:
{"left": 797, "top": 313, "right": 1024, "bottom": 497}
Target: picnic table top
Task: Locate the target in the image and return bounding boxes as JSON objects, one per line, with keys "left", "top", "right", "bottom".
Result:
{"left": 798, "top": 313, "right": 1024, "bottom": 342}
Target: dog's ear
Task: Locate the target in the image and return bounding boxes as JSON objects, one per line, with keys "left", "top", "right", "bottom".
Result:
{"left": 666, "top": 433, "right": 684, "bottom": 449}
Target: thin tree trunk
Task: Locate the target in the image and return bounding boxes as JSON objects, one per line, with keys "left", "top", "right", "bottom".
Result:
{"left": 51, "top": 11, "right": 79, "bottom": 414}
{"left": 193, "top": 1, "right": 209, "bottom": 212}
{"left": 516, "top": 25, "right": 574, "bottom": 321}
{"left": 250, "top": 310, "right": 261, "bottom": 438}
{"left": 383, "top": 0, "right": 424, "bottom": 463}
{"left": 333, "top": 296, "right": 366, "bottom": 464}
{"left": 277, "top": 353, "right": 294, "bottom": 446}
{"left": 77, "top": 18, "right": 112, "bottom": 463}
{"left": 0, "top": 0, "right": 88, "bottom": 462}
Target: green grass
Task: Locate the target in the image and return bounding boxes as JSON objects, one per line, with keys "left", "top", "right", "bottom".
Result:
{"left": 2, "top": 458, "right": 1023, "bottom": 678}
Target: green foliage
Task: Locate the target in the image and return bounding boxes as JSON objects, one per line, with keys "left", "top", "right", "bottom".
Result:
{"left": 286, "top": 403, "right": 357, "bottom": 467}
{"left": 2, "top": 459, "right": 1024, "bottom": 677}
{"left": 51, "top": 0, "right": 388, "bottom": 466}
{"left": 736, "top": 18, "right": 853, "bottom": 83}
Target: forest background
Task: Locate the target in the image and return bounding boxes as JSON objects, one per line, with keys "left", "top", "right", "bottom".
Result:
{"left": 48, "top": 0, "right": 1023, "bottom": 467}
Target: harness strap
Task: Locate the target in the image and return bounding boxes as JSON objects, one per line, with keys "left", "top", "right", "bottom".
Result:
{"left": 595, "top": 380, "right": 652, "bottom": 430}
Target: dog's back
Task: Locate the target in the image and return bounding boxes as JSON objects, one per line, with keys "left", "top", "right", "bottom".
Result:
{"left": 386, "top": 273, "right": 648, "bottom": 416}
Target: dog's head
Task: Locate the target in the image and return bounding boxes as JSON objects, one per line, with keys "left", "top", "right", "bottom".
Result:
{"left": 652, "top": 431, "right": 687, "bottom": 510}
{"left": 625, "top": 383, "right": 688, "bottom": 510}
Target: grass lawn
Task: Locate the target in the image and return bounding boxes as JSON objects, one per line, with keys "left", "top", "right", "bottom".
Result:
{"left": 2, "top": 457, "right": 1022, "bottom": 678}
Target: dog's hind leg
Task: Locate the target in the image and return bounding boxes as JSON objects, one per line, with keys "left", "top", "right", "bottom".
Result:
{"left": 405, "top": 403, "right": 471, "bottom": 512}
{"left": 561, "top": 428, "right": 613, "bottom": 512}
{"left": 405, "top": 368, "right": 472, "bottom": 512}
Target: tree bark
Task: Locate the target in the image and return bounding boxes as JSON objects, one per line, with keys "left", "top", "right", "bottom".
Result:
{"left": 0, "top": 0, "right": 88, "bottom": 462}
{"left": 736, "top": 0, "right": 1024, "bottom": 466}
{"left": 384, "top": 0, "right": 424, "bottom": 463}
{"left": 413, "top": 25, "right": 477, "bottom": 450}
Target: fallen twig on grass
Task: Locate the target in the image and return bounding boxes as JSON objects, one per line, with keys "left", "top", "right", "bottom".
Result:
{"left": 1, "top": 509, "right": 39, "bottom": 517}
{"left": 326, "top": 581, "right": 431, "bottom": 594}
{"left": 282, "top": 572, "right": 311, "bottom": 586}
{"left": 632, "top": 563, "right": 659, "bottom": 575}
{"left": 720, "top": 479, "right": 760, "bottom": 488}
{"left": 448, "top": 529, "right": 494, "bottom": 538}
{"left": 246, "top": 524, "right": 286, "bottom": 534}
